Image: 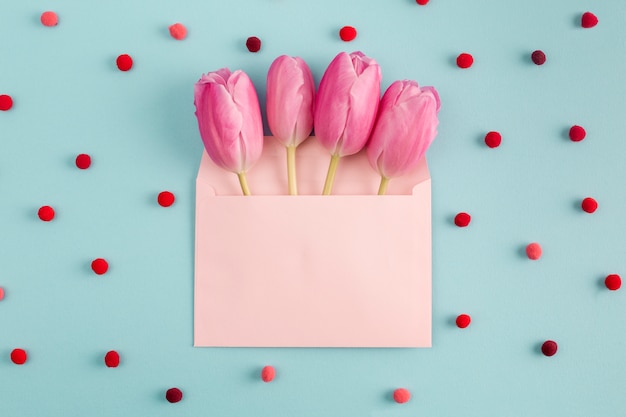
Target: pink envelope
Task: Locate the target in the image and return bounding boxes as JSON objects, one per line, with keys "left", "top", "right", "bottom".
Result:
{"left": 194, "top": 137, "right": 431, "bottom": 348}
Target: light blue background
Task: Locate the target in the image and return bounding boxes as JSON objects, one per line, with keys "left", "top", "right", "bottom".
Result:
{"left": 1, "top": 1, "right": 625, "bottom": 416}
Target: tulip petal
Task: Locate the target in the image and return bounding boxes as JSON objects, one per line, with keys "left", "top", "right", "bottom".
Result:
{"left": 367, "top": 81, "right": 439, "bottom": 179}
{"left": 314, "top": 52, "right": 356, "bottom": 155}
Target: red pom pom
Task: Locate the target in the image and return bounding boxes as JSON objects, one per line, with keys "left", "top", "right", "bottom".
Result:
{"left": 104, "top": 350, "right": 120, "bottom": 367}
{"left": 416, "top": 0, "right": 429, "bottom": 4}
{"left": 605, "top": 274, "right": 621, "bottom": 291}
{"left": 166, "top": 388, "right": 183, "bottom": 403}
{"left": 40, "top": 11, "right": 58, "bottom": 27}
{"left": 0, "top": 287, "right": 4, "bottom": 301}
{"left": 541, "top": 340, "right": 558, "bottom": 357}
{"left": 11, "top": 348, "right": 27, "bottom": 365}
{"left": 38, "top": 205, "right": 55, "bottom": 221}
{"left": 116, "top": 54, "right": 133, "bottom": 71}
{"left": 339, "top": 26, "right": 357, "bottom": 42}
{"left": 531, "top": 50, "right": 546, "bottom": 65}
{"left": 393, "top": 388, "right": 411, "bottom": 404}
{"left": 456, "top": 314, "right": 471, "bottom": 328}
{"left": 484, "top": 131, "right": 502, "bottom": 148}
{"left": 0, "top": 94, "right": 13, "bottom": 111}
{"left": 158, "top": 191, "right": 175, "bottom": 207}
{"left": 454, "top": 212, "right": 471, "bottom": 227}
{"left": 246, "top": 36, "right": 261, "bottom": 53}
{"left": 526, "top": 243, "right": 542, "bottom": 260}
{"left": 75, "top": 153, "right": 92, "bottom": 169}
{"left": 581, "top": 12, "right": 598, "bottom": 29}
{"left": 569, "top": 125, "right": 586, "bottom": 142}
{"left": 456, "top": 53, "right": 473, "bottom": 69}
{"left": 91, "top": 258, "right": 109, "bottom": 275}
{"left": 581, "top": 197, "right": 598, "bottom": 213}
{"left": 169, "top": 23, "right": 187, "bottom": 40}
{"left": 261, "top": 365, "right": 275, "bottom": 382}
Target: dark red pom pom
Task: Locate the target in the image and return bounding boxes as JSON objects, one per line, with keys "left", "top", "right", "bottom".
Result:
{"left": 0, "top": 94, "right": 13, "bottom": 111}
{"left": 339, "top": 26, "right": 357, "bottom": 42}
{"left": 454, "top": 212, "right": 471, "bottom": 227}
{"left": 484, "top": 131, "right": 502, "bottom": 148}
{"left": 75, "top": 154, "right": 91, "bottom": 169}
{"left": 581, "top": 197, "right": 598, "bottom": 213}
{"left": 11, "top": 348, "right": 27, "bottom": 365}
{"left": 116, "top": 54, "right": 133, "bottom": 71}
{"left": 104, "top": 350, "right": 120, "bottom": 367}
{"left": 581, "top": 12, "right": 598, "bottom": 29}
{"left": 158, "top": 191, "right": 175, "bottom": 207}
{"left": 605, "top": 274, "right": 621, "bottom": 291}
{"left": 246, "top": 37, "right": 261, "bottom": 53}
{"left": 541, "top": 340, "right": 558, "bottom": 357}
{"left": 456, "top": 314, "right": 471, "bottom": 328}
{"left": 166, "top": 388, "right": 183, "bottom": 403}
{"left": 531, "top": 50, "right": 546, "bottom": 65}
{"left": 393, "top": 388, "right": 411, "bottom": 404}
{"left": 569, "top": 125, "right": 586, "bottom": 142}
{"left": 261, "top": 365, "right": 275, "bottom": 382}
{"left": 91, "top": 258, "right": 109, "bottom": 275}
{"left": 38, "top": 205, "right": 55, "bottom": 221}
{"left": 416, "top": 0, "right": 429, "bottom": 4}
{"left": 456, "top": 53, "right": 473, "bottom": 69}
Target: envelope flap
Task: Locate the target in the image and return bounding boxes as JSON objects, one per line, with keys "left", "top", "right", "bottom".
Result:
{"left": 196, "top": 136, "right": 430, "bottom": 196}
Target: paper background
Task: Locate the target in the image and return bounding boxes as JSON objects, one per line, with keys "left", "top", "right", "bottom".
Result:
{"left": 1, "top": 0, "right": 625, "bottom": 416}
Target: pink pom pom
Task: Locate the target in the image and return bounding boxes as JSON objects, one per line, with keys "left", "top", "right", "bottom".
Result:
{"left": 261, "top": 365, "right": 275, "bottom": 382}
{"left": 525, "top": 243, "right": 542, "bottom": 260}
{"left": 169, "top": 23, "right": 187, "bottom": 40}
{"left": 393, "top": 388, "right": 411, "bottom": 404}
{"left": 40, "top": 11, "right": 58, "bottom": 27}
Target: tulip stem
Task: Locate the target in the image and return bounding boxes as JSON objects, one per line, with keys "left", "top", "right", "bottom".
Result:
{"left": 322, "top": 154, "right": 340, "bottom": 195}
{"left": 237, "top": 172, "right": 251, "bottom": 196}
{"left": 287, "top": 145, "right": 297, "bottom": 195}
{"left": 378, "top": 176, "right": 390, "bottom": 195}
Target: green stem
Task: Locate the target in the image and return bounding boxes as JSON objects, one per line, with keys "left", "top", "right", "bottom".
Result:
{"left": 237, "top": 172, "right": 251, "bottom": 196}
{"left": 322, "top": 154, "right": 340, "bottom": 195}
{"left": 287, "top": 145, "right": 297, "bottom": 196}
{"left": 378, "top": 176, "right": 390, "bottom": 195}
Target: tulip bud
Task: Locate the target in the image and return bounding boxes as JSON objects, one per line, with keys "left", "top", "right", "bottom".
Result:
{"left": 314, "top": 51, "right": 382, "bottom": 194}
{"left": 194, "top": 68, "right": 264, "bottom": 195}
{"left": 266, "top": 56, "right": 315, "bottom": 195}
{"left": 366, "top": 80, "right": 440, "bottom": 195}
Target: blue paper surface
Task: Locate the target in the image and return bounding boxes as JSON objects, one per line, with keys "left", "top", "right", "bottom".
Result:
{"left": 1, "top": 1, "right": 625, "bottom": 415}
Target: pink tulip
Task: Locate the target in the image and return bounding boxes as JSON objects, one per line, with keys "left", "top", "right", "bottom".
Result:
{"left": 194, "top": 68, "right": 264, "bottom": 195}
{"left": 366, "top": 80, "right": 440, "bottom": 195}
{"left": 314, "top": 51, "right": 382, "bottom": 194}
{"left": 266, "top": 55, "right": 315, "bottom": 195}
